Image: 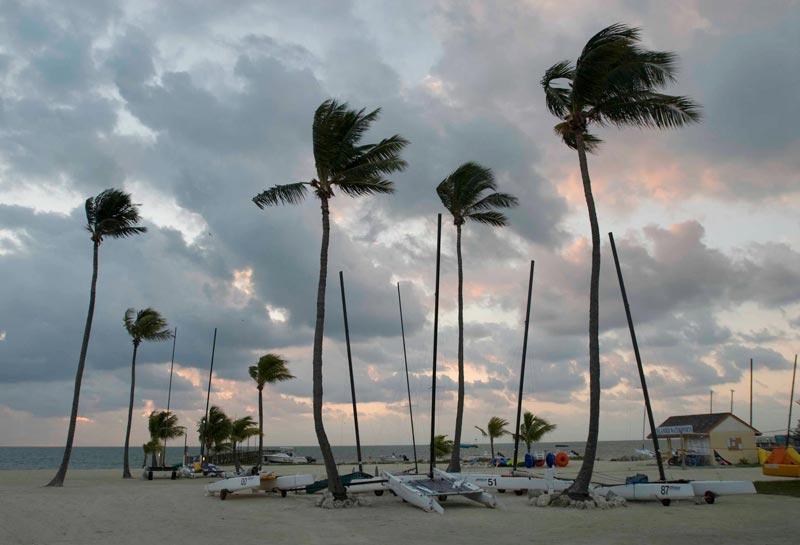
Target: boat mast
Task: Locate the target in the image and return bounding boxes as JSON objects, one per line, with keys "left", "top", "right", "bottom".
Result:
{"left": 609, "top": 233, "right": 666, "bottom": 481}
{"left": 429, "top": 214, "right": 442, "bottom": 477}
{"left": 339, "top": 271, "right": 363, "bottom": 473}
{"left": 397, "top": 282, "right": 418, "bottom": 473}
{"left": 511, "top": 260, "right": 535, "bottom": 472}
{"left": 788, "top": 354, "right": 797, "bottom": 447}
{"left": 200, "top": 328, "right": 217, "bottom": 463}
{"left": 163, "top": 327, "right": 177, "bottom": 466}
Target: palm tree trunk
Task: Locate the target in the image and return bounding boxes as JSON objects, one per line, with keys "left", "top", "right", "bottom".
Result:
{"left": 567, "top": 133, "right": 601, "bottom": 499}
{"left": 257, "top": 387, "right": 264, "bottom": 469}
{"left": 123, "top": 341, "right": 139, "bottom": 477}
{"left": 233, "top": 442, "right": 240, "bottom": 473}
{"left": 490, "top": 437, "right": 495, "bottom": 460}
{"left": 47, "top": 240, "right": 100, "bottom": 487}
{"left": 449, "top": 223, "right": 465, "bottom": 472}
{"left": 151, "top": 450, "right": 157, "bottom": 468}
{"left": 314, "top": 195, "right": 345, "bottom": 499}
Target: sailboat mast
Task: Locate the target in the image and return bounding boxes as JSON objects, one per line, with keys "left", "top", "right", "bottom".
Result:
{"left": 200, "top": 327, "right": 217, "bottom": 463}
{"left": 609, "top": 233, "right": 666, "bottom": 481}
{"left": 339, "top": 271, "right": 363, "bottom": 473}
{"left": 163, "top": 327, "right": 177, "bottom": 465}
{"left": 429, "top": 214, "right": 442, "bottom": 477}
{"left": 788, "top": 354, "right": 797, "bottom": 447}
{"left": 511, "top": 260, "right": 535, "bottom": 471}
{"left": 398, "top": 282, "right": 418, "bottom": 473}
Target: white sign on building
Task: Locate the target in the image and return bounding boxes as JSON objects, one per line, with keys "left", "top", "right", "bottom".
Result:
{"left": 656, "top": 425, "right": 694, "bottom": 435}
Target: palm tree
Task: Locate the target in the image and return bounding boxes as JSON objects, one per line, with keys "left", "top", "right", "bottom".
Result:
{"left": 475, "top": 416, "right": 511, "bottom": 459}
{"left": 436, "top": 162, "right": 517, "bottom": 472}
{"left": 47, "top": 189, "right": 146, "bottom": 487}
{"left": 434, "top": 434, "right": 454, "bottom": 458}
{"left": 253, "top": 99, "right": 408, "bottom": 499}
{"left": 515, "top": 411, "right": 557, "bottom": 454}
{"left": 122, "top": 308, "right": 172, "bottom": 478}
{"left": 248, "top": 354, "right": 294, "bottom": 469}
{"left": 541, "top": 23, "right": 700, "bottom": 498}
{"left": 147, "top": 410, "right": 185, "bottom": 466}
{"left": 142, "top": 439, "right": 162, "bottom": 468}
{"left": 198, "top": 406, "right": 232, "bottom": 464}
{"left": 230, "top": 416, "right": 260, "bottom": 473}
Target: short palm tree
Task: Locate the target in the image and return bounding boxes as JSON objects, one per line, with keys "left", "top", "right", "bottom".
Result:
{"left": 248, "top": 354, "right": 294, "bottom": 469}
{"left": 198, "top": 406, "right": 232, "bottom": 464}
{"left": 230, "top": 416, "right": 260, "bottom": 473}
{"left": 475, "top": 416, "right": 511, "bottom": 459}
{"left": 253, "top": 99, "right": 408, "bottom": 499}
{"left": 515, "top": 411, "right": 556, "bottom": 454}
{"left": 122, "top": 308, "right": 172, "bottom": 478}
{"left": 437, "top": 162, "right": 517, "bottom": 472}
{"left": 142, "top": 439, "right": 162, "bottom": 468}
{"left": 541, "top": 23, "right": 700, "bottom": 498}
{"left": 48, "top": 188, "right": 146, "bottom": 487}
{"left": 147, "top": 410, "right": 185, "bottom": 467}
{"left": 434, "top": 434, "right": 454, "bottom": 459}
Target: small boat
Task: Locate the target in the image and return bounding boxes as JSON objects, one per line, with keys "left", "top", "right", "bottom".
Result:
{"left": 759, "top": 446, "right": 800, "bottom": 477}
{"left": 305, "top": 470, "right": 374, "bottom": 494}
{"left": 262, "top": 448, "right": 308, "bottom": 465}
{"left": 383, "top": 468, "right": 496, "bottom": 514}
{"left": 205, "top": 471, "right": 314, "bottom": 500}
{"left": 634, "top": 448, "right": 656, "bottom": 458}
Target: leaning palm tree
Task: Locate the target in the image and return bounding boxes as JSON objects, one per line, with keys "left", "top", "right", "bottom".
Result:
{"left": 253, "top": 99, "right": 408, "bottom": 499}
{"left": 47, "top": 188, "right": 146, "bottom": 487}
{"left": 198, "top": 406, "right": 232, "bottom": 464}
{"left": 230, "top": 416, "right": 260, "bottom": 473}
{"left": 122, "top": 308, "right": 172, "bottom": 478}
{"left": 248, "top": 354, "right": 294, "bottom": 469}
{"left": 437, "top": 162, "right": 517, "bottom": 472}
{"left": 475, "top": 416, "right": 511, "bottom": 460}
{"left": 541, "top": 24, "right": 700, "bottom": 498}
{"left": 147, "top": 410, "right": 185, "bottom": 466}
{"left": 515, "top": 411, "right": 557, "bottom": 454}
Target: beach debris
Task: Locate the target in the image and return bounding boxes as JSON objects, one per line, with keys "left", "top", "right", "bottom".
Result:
{"left": 315, "top": 491, "right": 371, "bottom": 509}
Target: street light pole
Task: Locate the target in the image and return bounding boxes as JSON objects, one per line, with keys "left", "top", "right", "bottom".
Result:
{"left": 730, "top": 389, "right": 734, "bottom": 414}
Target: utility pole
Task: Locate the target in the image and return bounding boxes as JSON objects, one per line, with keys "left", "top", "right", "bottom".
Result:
{"left": 730, "top": 389, "right": 734, "bottom": 414}
{"left": 750, "top": 358, "right": 753, "bottom": 426}
{"left": 710, "top": 390, "right": 713, "bottom": 414}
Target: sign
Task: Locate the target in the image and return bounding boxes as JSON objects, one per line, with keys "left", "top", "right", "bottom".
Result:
{"left": 656, "top": 425, "right": 694, "bottom": 435}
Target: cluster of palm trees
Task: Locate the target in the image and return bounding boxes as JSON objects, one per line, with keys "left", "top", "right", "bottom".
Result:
{"left": 474, "top": 413, "right": 557, "bottom": 462}
{"left": 50, "top": 24, "right": 699, "bottom": 503}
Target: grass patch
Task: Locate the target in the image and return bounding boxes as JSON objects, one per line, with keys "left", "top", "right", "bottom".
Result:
{"left": 754, "top": 480, "right": 800, "bottom": 497}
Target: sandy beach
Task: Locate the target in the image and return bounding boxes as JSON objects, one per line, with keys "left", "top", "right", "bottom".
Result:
{"left": 1, "top": 460, "right": 796, "bottom": 545}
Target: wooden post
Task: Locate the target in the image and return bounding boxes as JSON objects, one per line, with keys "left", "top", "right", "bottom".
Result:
{"left": 750, "top": 358, "right": 753, "bottom": 426}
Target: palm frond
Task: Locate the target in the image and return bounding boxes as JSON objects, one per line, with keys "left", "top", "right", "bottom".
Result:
{"left": 124, "top": 307, "right": 171, "bottom": 342}
{"left": 253, "top": 182, "right": 309, "bottom": 209}
{"left": 250, "top": 354, "right": 295, "bottom": 389}
{"left": 541, "top": 60, "right": 575, "bottom": 118}
{"left": 467, "top": 191, "right": 519, "bottom": 214}
{"left": 553, "top": 122, "right": 603, "bottom": 152}
{"left": 467, "top": 211, "right": 509, "bottom": 227}
{"left": 580, "top": 23, "right": 640, "bottom": 58}
{"left": 337, "top": 179, "right": 395, "bottom": 197}
{"left": 602, "top": 93, "right": 702, "bottom": 129}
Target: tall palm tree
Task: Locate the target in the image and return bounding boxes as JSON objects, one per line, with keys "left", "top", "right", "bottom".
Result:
{"left": 198, "top": 406, "right": 232, "bottom": 463}
{"left": 122, "top": 308, "right": 172, "bottom": 478}
{"left": 248, "top": 354, "right": 294, "bottom": 469}
{"left": 47, "top": 188, "right": 146, "bottom": 487}
{"left": 253, "top": 99, "right": 408, "bottom": 499}
{"left": 230, "top": 416, "right": 260, "bottom": 473}
{"left": 515, "top": 411, "right": 557, "bottom": 454}
{"left": 147, "top": 410, "right": 185, "bottom": 466}
{"left": 475, "top": 416, "right": 511, "bottom": 460}
{"left": 541, "top": 23, "right": 700, "bottom": 498}
{"left": 436, "top": 162, "right": 517, "bottom": 472}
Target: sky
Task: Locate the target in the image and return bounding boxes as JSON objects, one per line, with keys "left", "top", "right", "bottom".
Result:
{"left": 0, "top": 0, "right": 799, "bottom": 449}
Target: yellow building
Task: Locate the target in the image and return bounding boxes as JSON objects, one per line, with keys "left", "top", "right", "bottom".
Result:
{"left": 650, "top": 413, "right": 760, "bottom": 465}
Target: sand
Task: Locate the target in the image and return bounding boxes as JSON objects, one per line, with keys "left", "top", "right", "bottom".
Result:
{"left": 0, "top": 460, "right": 796, "bottom": 545}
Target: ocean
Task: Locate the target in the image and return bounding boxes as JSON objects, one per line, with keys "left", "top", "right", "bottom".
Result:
{"left": 0, "top": 440, "right": 667, "bottom": 470}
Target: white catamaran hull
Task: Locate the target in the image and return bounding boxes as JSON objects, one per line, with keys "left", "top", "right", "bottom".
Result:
{"left": 205, "top": 473, "right": 314, "bottom": 499}
{"left": 593, "top": 482, "right": 695, "bottom": 502}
